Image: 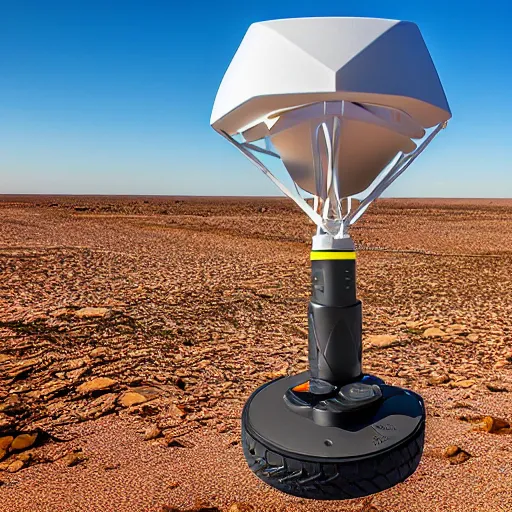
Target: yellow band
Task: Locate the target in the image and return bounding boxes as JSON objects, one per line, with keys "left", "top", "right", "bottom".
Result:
{"left": 310, "top": 251, "right": 356, "bottom": 261}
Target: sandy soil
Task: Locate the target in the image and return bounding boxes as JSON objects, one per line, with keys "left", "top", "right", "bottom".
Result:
{"left": 0, "top": 196, "right": 511, "bottom": 512}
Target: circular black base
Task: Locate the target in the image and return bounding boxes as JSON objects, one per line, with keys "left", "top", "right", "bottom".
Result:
{"left": 242, "top": 372, "right": 425, "bottom": 500}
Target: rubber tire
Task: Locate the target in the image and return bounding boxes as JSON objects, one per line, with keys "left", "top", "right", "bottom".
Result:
{"left": 242, "top": 416, "right": 425, "bottom": 500}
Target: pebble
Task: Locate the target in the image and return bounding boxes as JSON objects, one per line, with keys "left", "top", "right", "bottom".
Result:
{"left": 165, "top": 435, "right": 195, "bottom": 448}
{"left": 62, "top": 450, "right": 87, "bottom": 467}
{"left": 11, "top": 433, "right": 37, "bottom": 451}
{"left": 474, "top": 416, "right": 510, "bottom": 434}
{"left": 80, "top": 393, "right": 117, "bottom": 420}
{"left": 442, "top": 444, "right": 471, "bottom": 465}
{"left": 428, "top": 372, "right": 450, "bottom": 385}
{"left": 449, "top": 450, "right": 471, "bottom": 465}
{"left": 77, "top": 378, "right": 117, "bottom": 394}
{"left": 89, "top": 347, "right": 109, "bottom": 358}
{"left": 0, "top": 436, "right": 13, "bottom": 450}
{"left": 16, "top": 451, "right": 32, "bottom": 463}
{"left": 423, "top": 327, "right": 447, "bottom": 338}
{"left": 6, "top": 459, "right": 24, "bottom": 473}
{"left": 366, "top": 334, "right": 399, "bottom": 348}
{"left": 450, "top": 379, "right": 475, "bottom": 389}
{"left": 448, "top": 324, "right": 468, "bottom": 331}
{"left": 75, "top": 307, "right": 110, "bottom": 319}
{"left": 444, "top": 445, "right": 461, "bottom": 458}
{"left": 144, "top": 425, "right": 162, "bottom": 441}
{"left": 119, "top": 392, "right": 147, "bottom": 407}
{"left": 486, "top": 382, "right": 508, "bottom": 392}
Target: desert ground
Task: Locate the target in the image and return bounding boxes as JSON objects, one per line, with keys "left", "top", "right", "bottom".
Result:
{"left": 0, "top": 195, "right": 511, "bottom": 512}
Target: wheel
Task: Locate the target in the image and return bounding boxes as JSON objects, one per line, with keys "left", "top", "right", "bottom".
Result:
{"left": 241, "top": 373, "right": 425, "bottom": 500}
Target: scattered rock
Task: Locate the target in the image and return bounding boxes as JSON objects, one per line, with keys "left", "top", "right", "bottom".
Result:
{"left": 428, "top": 372, "right": 450, "bottom": 385}
{"left": 16, "top": 451, "right": 33, "bottom": 463}
{"left": 423, "top": 327, "right": 447, "bottom": 338}
{"left": 80, "top": 393, "right": 117, "bottom": 420}
{"left": 77, "top": 377, "right": 117, "bottom": 394}
{"left": 131, "top": 401, "right": 162, "bottom": 418}
{"left": 486, "top": 383, "right": 508, "bottom": 392}
{"left": 89, "top": 347, "right": 109, "bottom": 358}
{"left": 0, "top": 436, "right": 13, "bottom": 451}
{"left": 474, "top": 416, "right": 510, "bottom": 434}
{"left": 442, "top": 445, "right": 471, "bottom": 464}
{"left": 444, "top": 445, "right": 461, "bottom": 458}
{"left": 144, "top": 425, "right": 162, "bottom": 440}
{"left": 0, "top": 460, "right": 11, "bottom": 471}
{"left": 6, "top": 459, "right": 24, "bottom": 473}
{"left": 168, "top": 403, "right": 187, "bottom": 420}
{"left": 450, "top": 379, "right": 475, "bottom": 389}
{"left": 448, "top": 324, "right": 468, "bottom": 331}
{"left": 75, "top": 307, "right": 109, "bottom": 319}
{"left": 165, "top": 435, "right": 195, "bottom": 448}
{"left": 129, "top": 386, "right": 161, "bottom": 401}
{"left": 448, "top": 450, "right": 471, "bottom": 465}
{"left": 366, "top": 334, "right": 399, "bottom": 348}
{"left": 11, "top": 433, "right": 37, "bottom": 451}
{"left": 119, "top": 392, "right": 148, "bottom": 407}
{"left": 62, "top": 450, "right": 87, "bottom": 467}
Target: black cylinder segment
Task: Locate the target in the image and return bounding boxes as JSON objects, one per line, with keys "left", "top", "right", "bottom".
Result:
{"left": 308, "top": 253, "right": 362, "bottom": 386}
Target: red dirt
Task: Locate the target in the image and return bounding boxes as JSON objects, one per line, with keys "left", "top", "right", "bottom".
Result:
{"left": 0, "top": 196, "right": 511, "bottom": 512}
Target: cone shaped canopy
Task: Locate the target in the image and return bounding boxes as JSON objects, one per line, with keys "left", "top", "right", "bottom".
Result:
{"left": 211, "top": 17, "right": 451, "bottom": 208}
{"left": 211, "top": 17, "right": 451, "bottom": 133}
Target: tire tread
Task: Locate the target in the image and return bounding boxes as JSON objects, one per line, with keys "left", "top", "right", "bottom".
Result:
{"left": 242, "top": 420, "right": 424, "bottom": 500}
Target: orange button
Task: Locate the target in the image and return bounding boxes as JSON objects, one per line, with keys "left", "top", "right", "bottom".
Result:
{"left": 292, "top": 381, "right": 310, "bottom": 392}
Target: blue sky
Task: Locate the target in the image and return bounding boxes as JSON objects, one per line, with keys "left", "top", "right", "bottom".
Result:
{"left": 0, "top": 0, "right": 511, "bottom": 197}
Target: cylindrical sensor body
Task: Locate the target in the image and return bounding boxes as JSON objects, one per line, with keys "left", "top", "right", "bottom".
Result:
{"left": 308, "top": 248, "right": 362, "bottom": 386}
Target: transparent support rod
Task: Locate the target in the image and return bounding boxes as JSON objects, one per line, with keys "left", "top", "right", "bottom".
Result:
{"left": 218, "top": 119, "right": 447, "bottom": 238}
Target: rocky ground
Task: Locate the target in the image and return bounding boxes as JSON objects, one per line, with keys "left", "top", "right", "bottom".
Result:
{"left": 0, "top": 195, "right": 511, "bottom": 512}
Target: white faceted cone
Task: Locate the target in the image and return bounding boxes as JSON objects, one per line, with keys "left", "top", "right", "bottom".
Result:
{"left": 211, "top": 18, "right": 451, "bottom": 134}
{"left": 271, "top": 118, "right": 415, "bottom": 198}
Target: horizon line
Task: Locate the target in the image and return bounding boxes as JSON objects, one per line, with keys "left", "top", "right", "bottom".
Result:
{"left": 0, "top": 194, "right": 511, "bottom": 200}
